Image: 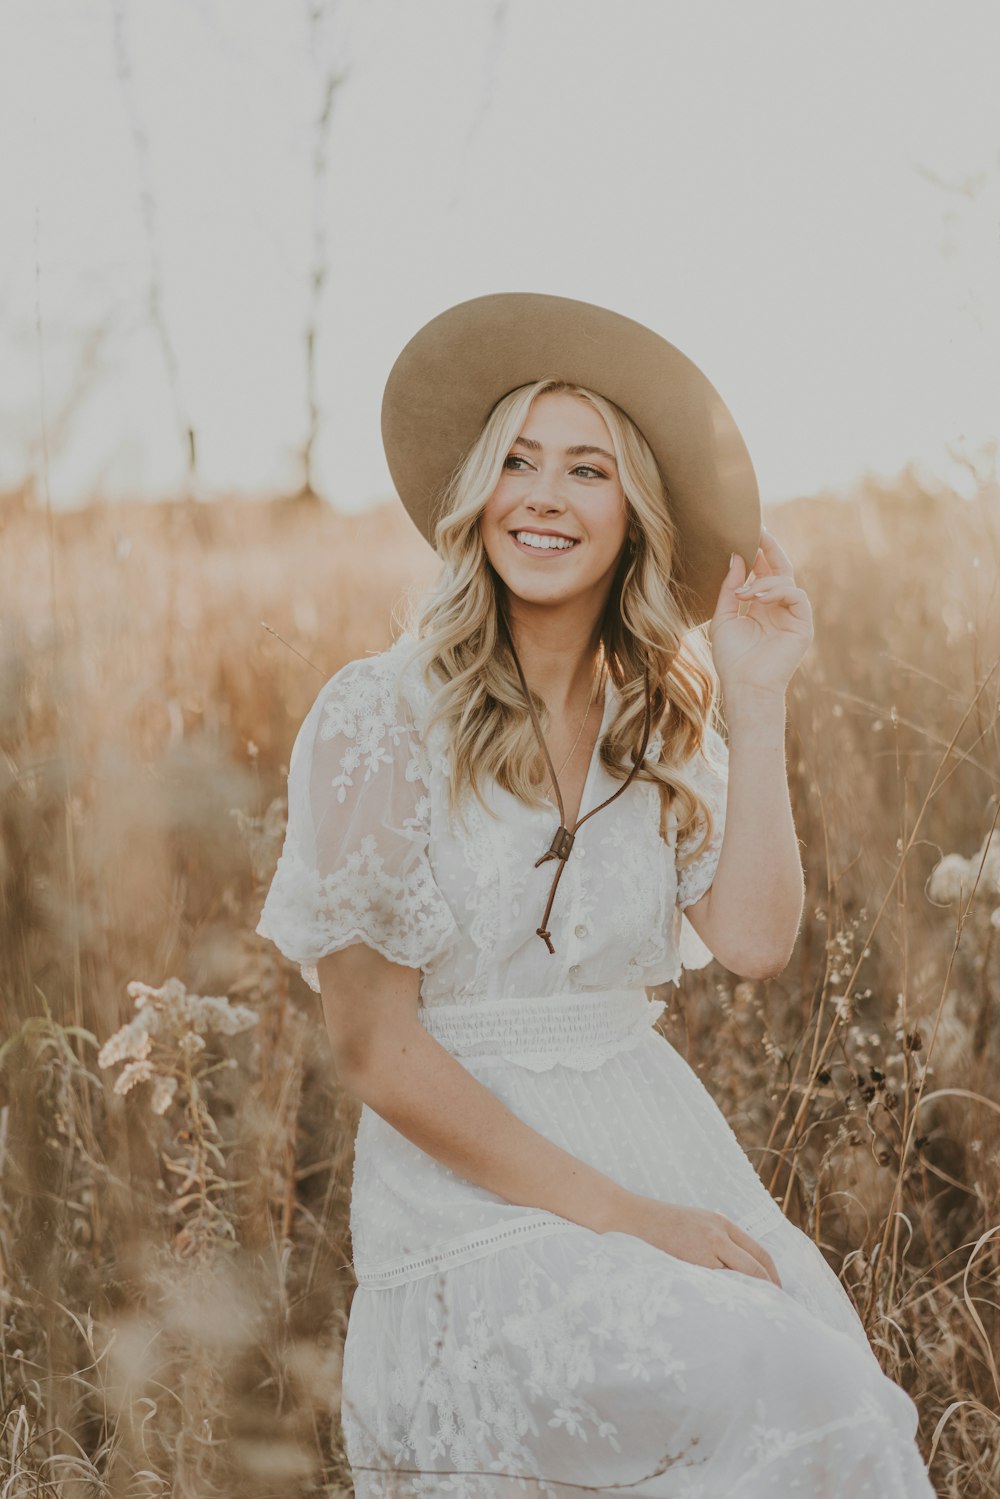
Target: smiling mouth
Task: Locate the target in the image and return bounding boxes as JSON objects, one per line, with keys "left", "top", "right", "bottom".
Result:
{"left": 510, "top": 531, "right": 581, "bottom": 556}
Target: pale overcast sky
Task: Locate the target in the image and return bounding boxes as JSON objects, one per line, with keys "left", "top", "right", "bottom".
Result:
{"left": 3, "top": 0, "right": 998, "bottom": 512}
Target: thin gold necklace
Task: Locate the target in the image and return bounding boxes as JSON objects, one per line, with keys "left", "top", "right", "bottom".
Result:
{"left": 550, "top": 657, "right": 607, "bottom": 784}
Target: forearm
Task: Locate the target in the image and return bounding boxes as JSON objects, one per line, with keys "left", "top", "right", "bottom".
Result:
{"left": 708, "top": 687, "right": 804, "bottom": 972}
{"left": 339, "top": 1022, "right": 633, "bottom": 1235}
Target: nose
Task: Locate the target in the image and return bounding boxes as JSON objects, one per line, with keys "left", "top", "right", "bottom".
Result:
{"left": 524, "top": 470, "right": 567, "bottom": 514}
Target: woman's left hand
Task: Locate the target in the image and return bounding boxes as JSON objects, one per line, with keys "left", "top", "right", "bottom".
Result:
{"left": 709, "top": 526, "right": 814, "bottom": 702}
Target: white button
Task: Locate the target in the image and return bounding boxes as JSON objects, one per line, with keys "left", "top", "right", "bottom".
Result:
{"left": 569, "top": 963, "right": 581, "bottom": 979}
{"left": 575, "top": 923, "right": 587, "bottom": 939}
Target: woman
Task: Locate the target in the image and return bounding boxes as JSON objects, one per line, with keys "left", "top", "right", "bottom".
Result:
{"left": 256, "top": 293, "right": 935, "bottom": 1497}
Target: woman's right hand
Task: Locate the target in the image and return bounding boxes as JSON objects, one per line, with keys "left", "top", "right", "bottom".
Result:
{"left": 612, "top": 1193, "right": 783, "bottom": 1289}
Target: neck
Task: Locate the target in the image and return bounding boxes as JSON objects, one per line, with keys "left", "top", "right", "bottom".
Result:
{"left": 499, "top": 593, "right": 606, "bottom": 715}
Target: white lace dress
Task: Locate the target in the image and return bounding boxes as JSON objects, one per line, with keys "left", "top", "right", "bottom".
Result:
{"left": 256, "top": 631, "right": 935, "bottom": 1498}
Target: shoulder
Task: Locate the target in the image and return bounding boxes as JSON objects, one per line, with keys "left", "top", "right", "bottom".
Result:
{"left": 314, "top": 632, "right": 420, "bottom": 727}
{"left": 290, "top": 632, "right": 436, "bottom": 784}
{"left": 297, "top": 632, "right": 423, "bottom": 741}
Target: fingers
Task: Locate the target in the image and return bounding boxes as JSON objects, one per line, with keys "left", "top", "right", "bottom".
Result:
{"left": 716, "top": 1243, "right": 776, "bottom": 1284}
{"left": 734, "top": 569, "right": 798, "bottom": 598}
{"left": 735, "top": 575, "right": 809, "bottom": 612}
{"left": 724, "top": 549, "right": 752, "bottom": 589}
{"left": 739, "top": 527, "right": 795, "bottom": 588}
{"left": 725, "top": 1223, "right": 783, "bottom": 1288}
{"left": 733, "top": 577, "right": 812, "bottom": 628}
{"left": 757, "top": 525, "right": 795, "bottom": 578}
{"left": 714, "top": 555, "right": 750, "bottom": 624}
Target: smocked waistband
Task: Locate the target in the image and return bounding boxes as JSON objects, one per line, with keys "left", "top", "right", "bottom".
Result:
{"left": 416, "top": 987, "right": 665, "bottom": 1073}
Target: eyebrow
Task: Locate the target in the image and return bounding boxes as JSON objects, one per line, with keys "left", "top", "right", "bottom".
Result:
{"left": 512, "top": 434, "right": 618, "bottom": 467}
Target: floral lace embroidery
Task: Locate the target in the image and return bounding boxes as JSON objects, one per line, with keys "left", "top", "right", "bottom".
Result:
{"left": 254, "top": 646, "right": 461, "bottom": 992}
{"left": 257, "top": 634, "right": 732, "bottom": 1005}
{"left": 342, "top": 1228, "right": 931, "bottom": 1499}
{"left": 256, "top": 840, "right": 458, "bottom": 994}
{"left": 317, "top": 653, "right": 416, "bottom": 801}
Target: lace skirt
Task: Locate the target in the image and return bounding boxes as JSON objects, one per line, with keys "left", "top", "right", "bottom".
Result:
{"left": 340, "top": 989, "right": 935, "bottom": 1497}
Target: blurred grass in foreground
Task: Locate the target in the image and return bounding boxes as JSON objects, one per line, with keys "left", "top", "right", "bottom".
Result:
{"left": 0, "top": 476, "right": 998, "bottom": 1496}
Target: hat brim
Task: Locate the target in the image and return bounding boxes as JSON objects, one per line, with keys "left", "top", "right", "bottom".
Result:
{"left": 381, "top": 291, "right": 761, "bottom": 628}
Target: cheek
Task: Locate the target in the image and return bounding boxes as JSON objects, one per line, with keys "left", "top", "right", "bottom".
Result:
{"left": 593, "top": 496, "right": 628, "bottom": 548}
{"left": 480, "top": 480, "right": 505, "bottom": 520}
{"left": 480, "top": 487, "right": 517, "bottom": 540}
{"left": 477, "top": 503, "right": 508, "bottom": 561}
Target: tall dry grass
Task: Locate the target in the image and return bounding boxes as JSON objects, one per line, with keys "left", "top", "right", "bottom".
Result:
{"left": 0, "top": 476, "right": 997, "bottom": 1496}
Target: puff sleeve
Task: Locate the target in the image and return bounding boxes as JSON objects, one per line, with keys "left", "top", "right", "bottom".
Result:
{"left": 255, "top": 652, "right": 460, "bottom": 993}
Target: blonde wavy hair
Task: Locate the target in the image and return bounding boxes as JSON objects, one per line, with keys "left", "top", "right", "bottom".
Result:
{"left": 398, "top": 378, "right": 726, "bottom": 873}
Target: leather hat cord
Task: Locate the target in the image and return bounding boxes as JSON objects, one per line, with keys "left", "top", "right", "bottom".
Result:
{"left": 498, "top": 608, "right": 653, "bottom": 954}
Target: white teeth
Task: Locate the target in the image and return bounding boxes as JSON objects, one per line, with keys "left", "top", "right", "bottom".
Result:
{"left": 514, "top": 531, "right": 577, "bottom": 551}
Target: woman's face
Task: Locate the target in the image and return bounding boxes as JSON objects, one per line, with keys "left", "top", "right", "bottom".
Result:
{"left": 479, "top": 390, "right": 630, "bottom": 613}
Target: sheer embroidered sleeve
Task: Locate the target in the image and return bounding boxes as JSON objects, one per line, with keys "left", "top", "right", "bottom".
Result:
{"left": 255, "top": 652, "right": 460, "bottom": 993}
{"left": 674, "top": 723, "right": 729, "bottom": 912}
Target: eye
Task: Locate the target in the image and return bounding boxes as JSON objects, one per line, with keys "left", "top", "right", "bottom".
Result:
{"left": 504, "top": 454, "right": 606, "bottom": 478}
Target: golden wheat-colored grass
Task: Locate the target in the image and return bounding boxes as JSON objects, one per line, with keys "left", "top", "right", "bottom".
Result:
{"left": 0, "top": 477, "right": 998, "bottom": 1496}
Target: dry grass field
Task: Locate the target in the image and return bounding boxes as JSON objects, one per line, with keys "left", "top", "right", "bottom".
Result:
{"left": 1, "top": 476, "right": 998, "bottom": 1496}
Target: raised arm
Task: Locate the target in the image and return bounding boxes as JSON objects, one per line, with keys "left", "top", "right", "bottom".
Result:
{"left": 680, "top": 694, "right": 803, "bottom": 979}
{"left": 681, "top": 528, "right": 814, "bottom": 979}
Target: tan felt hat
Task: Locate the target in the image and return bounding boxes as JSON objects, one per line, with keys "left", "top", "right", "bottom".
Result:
{"left": 381, "top": 291, "right": 761, "bottom": 628}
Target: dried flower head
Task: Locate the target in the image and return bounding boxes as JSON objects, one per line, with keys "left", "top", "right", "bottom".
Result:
{"left": 124, "top": 977, "right": 258, "bottom": 1038}
{"left": 832, "top": 994, "right": 853, "bottom": 1023}
{"left": 150, "top": 1075, "right": 179, "bottom": 1115}
{"left": 927, "top": 853, "right": 973, "bottom": 904}
{"left": 97, "top": 977, "right": 258, "bottom": 1116}
{"left": 927, "top": 829, "right": 1000, "bottom": 910}
{"left": 113, "top": 1059, "right": 155, "bottom": 1096}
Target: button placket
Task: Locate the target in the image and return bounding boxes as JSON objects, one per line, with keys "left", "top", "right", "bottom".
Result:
{"left": 561, "top": 834, "right": 589, "bottom": 979}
